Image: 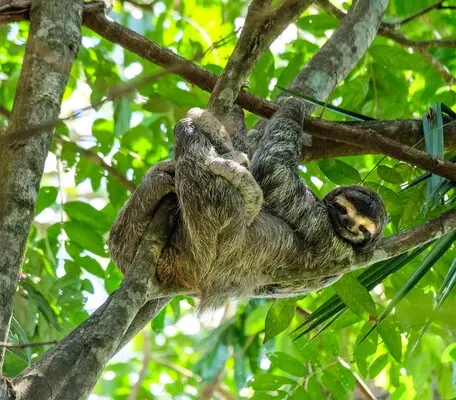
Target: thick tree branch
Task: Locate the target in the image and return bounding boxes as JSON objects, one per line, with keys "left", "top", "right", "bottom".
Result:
{"left": 355, "top": 208, "right": 456, "bottom": 268}
{"left": 289, "top": 0, "right": 388, "bottom": 105}
{"left": 303, "top": 117, "right": 456, "bottom": 181}
{"left": 0, "top": 0, "right": 83, "bottom": 376}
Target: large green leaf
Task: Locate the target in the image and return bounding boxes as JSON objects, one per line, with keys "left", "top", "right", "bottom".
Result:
{"left": 318, "top": 159, "right": 361, "bottom": 185}
{"left": 333, "top": 274, "right": 377, "bottom": 320}
{"left": 264, "top": 299, "right": 296, "bottom": 343}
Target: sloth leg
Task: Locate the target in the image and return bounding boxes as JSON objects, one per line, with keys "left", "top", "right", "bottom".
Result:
{"left": 108, "top": 161, "right": 175, "bottom": 274}
{"left": 208, "top": 155, "right": 263, "bottom": 225}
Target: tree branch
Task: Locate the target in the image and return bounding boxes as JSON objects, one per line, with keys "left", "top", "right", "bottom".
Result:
{"left": 54, "top": 135, "right": 137, "bottom": 192}
{"left": 303, "top": 116, "right": 456, "bottom": 181}
{"left": 207, "top": 0, "right": 313, "bottom": 117}
{"left": 0, "top": 0, "right": 83, "bottom": 375}
{"left": 13, "top": 197, "right": 176, "bottom": 400}
{"left": 317, "top": 0, "right": 456, "bottom": 84}
{"left": 386, "top": 0, "right": 444, "bottom": 27}
{"left": 3, "top": 2, "right": 456, "bottom": 162}
{"left": 360, "top": 208, "right": 456, "bottom": 268}
{"left": 288, "top": 0, "right": 389, "bottom": 105}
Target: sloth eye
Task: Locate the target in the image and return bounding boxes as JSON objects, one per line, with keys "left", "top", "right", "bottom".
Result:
{"left": 335, "top": 203, "right": 347, "bottom": 215}
{"left": 359, "top": 225, "right": 369, "bottom": 235}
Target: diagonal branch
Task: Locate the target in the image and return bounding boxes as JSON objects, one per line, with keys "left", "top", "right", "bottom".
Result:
{"left": 317, "top": 0, "right": 456, "bottom": 84}
{"left": 355, "top": 207, "right": 456, "bottom": 268}
{"left": 303, "top": 116, "right": 456, "bottom": 181}
{"left": 385, "top": 0, "right": 444, "bottom": 27}
{"left": 207, "top": 0, "right": 313, "bottom": 117}
{"left": 13, "top": 197, "right": 176, "bottom": 400}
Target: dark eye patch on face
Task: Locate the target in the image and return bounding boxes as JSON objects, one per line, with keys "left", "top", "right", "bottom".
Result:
{"left": 344, "top": 193, "right": 377, "bottom": 221}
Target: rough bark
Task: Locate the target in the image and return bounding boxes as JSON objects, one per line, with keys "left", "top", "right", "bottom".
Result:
{"left": 0, "top": 0, "right": 83, "bottom": 375}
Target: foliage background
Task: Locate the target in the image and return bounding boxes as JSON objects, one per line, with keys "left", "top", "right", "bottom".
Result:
{"left": 1, "top": 0, "right": 455, "bottom": 398}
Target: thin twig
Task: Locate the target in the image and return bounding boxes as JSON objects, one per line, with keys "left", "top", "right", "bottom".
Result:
{"left": 54, "top": 135, "right": 136, "bottom": 192}
{"left": 0, "top": 104, "right": 136, "bottom": 191}
{"left": 0, "top": 341, "right": 57, "bottom": 349}
{"left": 390, "top": 0, "right": 444, "bottom": 26}
{"left": 128, "top": 329, "right": 150, "bottom": 400}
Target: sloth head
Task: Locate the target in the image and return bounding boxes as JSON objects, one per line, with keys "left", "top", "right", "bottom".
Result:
{"left": 323, "top": 186, "right": 387, "bottom": 249}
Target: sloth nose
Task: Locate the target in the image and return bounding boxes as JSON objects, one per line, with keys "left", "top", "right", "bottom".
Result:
{"left": 341, "top": 216, "right": 353, "bottom": 229}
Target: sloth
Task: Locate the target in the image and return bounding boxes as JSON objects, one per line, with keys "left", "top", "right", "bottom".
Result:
{"left": 109, "top": 97, "right": 387, "bottom": 311}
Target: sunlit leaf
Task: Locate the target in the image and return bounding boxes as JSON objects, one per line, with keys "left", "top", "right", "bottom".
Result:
{"left": 264, "top": 299, "right": 296, "bottom": 343}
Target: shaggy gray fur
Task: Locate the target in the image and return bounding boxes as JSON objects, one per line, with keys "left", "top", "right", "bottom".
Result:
{"left": 109, "top": 98, "right": 386, "bottom": 311}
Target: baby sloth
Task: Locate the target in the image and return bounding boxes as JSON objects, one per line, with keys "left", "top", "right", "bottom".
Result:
{"left": 109, "top": 97, "right": 387, "bottom": 310}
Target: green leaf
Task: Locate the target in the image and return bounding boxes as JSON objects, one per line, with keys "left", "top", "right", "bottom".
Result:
{"left": 8, "top": 317, "right": 32, "bottom": 366}
{"left": 290, "top": 386, "right": 312, "bottom": 400}
{"left": 250, "top": 374, "right": 296, "bottom": 391}
{"left": 354, "top": 322, "right": 378, "bottom": 376}
{"left": 92, "top": 118, "right": 114, "bottom": 154}
{"left": 297, "top": 14, "right": 338, "bottom": 32}
{"left": 35, "top": 186, "right": 58, "bottom": 215}
{"left": 79, "top": 256, "right": 105, "bottom": 278}
{"left": 318, "top": 159, "right": 361, "bottom": 185}
{"left": 377, "top": 165, "right": 403, "bottom": 184}
{"left": 306, "top": 376, "right": 326, "bottom": 400}
{"left": 264, "top": 299, "right": 296, "bottom": 343}
{"left": 268, "top": 351, "right": 307, "bottom": 377}
{"left": 151, "top": 307, "right": 166, "bottom": 332}
{"left": 411, "top": 259, "right": 456, "bottom": 351}
{"left": 63, "top": 221, "right": 107, "bottom": 257}
{"left": 194, "top": 341, "right": 229, "bottom": 382}
{"left": 377, "top": 318, "right": 402, "bottom": 362}
{"left": 441, "top": 343, "right": 456, "bottom": 363}
{"left": 333, "top": 274, "right": 377, "bottom": 320}
{"left": 369, "top": 354, "right": 388, "bottom": 378}
{"left": 358, "top": 231, "right": 456, "bottom": 348}
{"left": 422, "top": 103, "right": 444, "bottom": 201}
{"left": 244, "top": 303, "right": 269, "bottom": 335}
{"left": 64, "top": 201, "right": 109, "bottom": 232}
{"left": 321, "top": 371, "right": 348, "bottom": 400}
{"left": 113, "top": 96, "right": 132, "bottom": 137}
{"left": 81, "top": 279, "right": 94, "bottom": 294}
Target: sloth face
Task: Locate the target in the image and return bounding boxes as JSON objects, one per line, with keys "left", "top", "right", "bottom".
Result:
{"left": 323, "top": 186, "right": 387, "bottom": 249}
